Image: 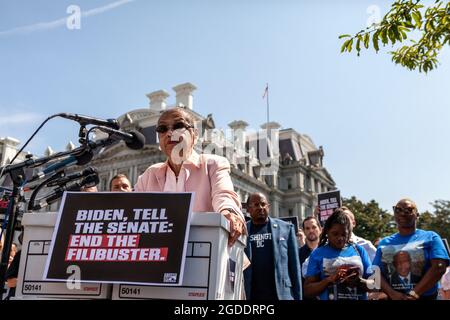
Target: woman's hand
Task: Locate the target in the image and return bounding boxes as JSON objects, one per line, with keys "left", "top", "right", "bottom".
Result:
{"left": 222, "top": 210, "right": 245, "bottom": 246}
{"left": 328, "top": 266, "right": 358, "bottom": 285}
{"left": 327, "top": 268, "right": 347, "bottom": 284}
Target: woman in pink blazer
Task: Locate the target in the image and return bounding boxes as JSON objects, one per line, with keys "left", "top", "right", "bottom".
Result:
{"left": 134, "top": 107, "right": 245, "bottom": 245}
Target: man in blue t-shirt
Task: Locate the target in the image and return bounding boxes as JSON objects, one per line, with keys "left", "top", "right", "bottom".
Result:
{"left": 373, "top": 198, "right": 450, "bottom": 300}
{"left": 243, "top": 193, "right": 302, "bottom": 300}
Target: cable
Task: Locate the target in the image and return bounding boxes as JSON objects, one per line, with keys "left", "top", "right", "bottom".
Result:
{"left": 27, "top": 171, "right": 64, "bottom": 212}
{"left": 9, "top": 114, "right": 59, "bottom": 164}
{"left": 0, "top": 164, "right": 9, "bottom": 179}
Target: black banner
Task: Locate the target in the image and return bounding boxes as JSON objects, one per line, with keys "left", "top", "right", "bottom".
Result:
{"left": 279, "top": 216, "right": 299, "bottom": 233}
{"left": 317, "top": 190, "right": 341, "bottom": 226}
{"left": 44, "top": 192, "right": 193, "bottom": 285}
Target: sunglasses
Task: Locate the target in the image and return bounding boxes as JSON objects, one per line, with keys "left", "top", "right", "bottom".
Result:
{"left": 155, "top": 122, "right": 193, "bottom": 134}
{"left": 249, "top": 202, "right": 269, "bottom": 208}
{"left": 393, "top": 206, "right": 416, "bottom": 215}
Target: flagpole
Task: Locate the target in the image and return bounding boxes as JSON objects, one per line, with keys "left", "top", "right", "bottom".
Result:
{"left": 266, "top": 83, "right": 269, "bottom": 127}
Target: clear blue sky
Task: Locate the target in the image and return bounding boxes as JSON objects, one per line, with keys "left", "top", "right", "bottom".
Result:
{"left": 1, "top": 0, "right": 449, "bottom": 213}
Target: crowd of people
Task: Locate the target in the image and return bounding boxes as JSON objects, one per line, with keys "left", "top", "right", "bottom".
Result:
{"left": 2, "top": 107, "right": 449, "bottom": 301}
{"left": 245, "top": 196, "right": 450, "bottom": 300}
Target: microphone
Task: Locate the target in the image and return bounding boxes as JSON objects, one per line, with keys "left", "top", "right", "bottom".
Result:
{"left": 95, "top": 126, "right": 145, "bottom": 150}
{"left": 33, "top": 173, "right": 99, "bottom": 210}
{"left": 57, "top": 113, "right": 120, "bottom": 130}
{"left": 47, "top": 167, "right": 97, "bottom": 187}
{"left": 29, "top": 149, "right": 93, "bottom": 182}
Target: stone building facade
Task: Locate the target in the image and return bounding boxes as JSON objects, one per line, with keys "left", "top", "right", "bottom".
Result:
{"left": 1, "top": 82, "right": 336, "bottom": 223}
{"left": 84, "top": 82, "right": 336, "bottom": 221}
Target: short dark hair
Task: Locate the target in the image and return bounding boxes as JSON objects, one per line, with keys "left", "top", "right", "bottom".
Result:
{"left": 109, "top": 174, "right": 131, "bottom": 190}
{"left": 158, "top": 107, "right": 196, "bottom": 128}
{"left": 246, "top": 192, "right": 268, "bottom": 207}
{"left": 302, "top": 216, "right": 321, "bottom": 229}
{"left": 393, "top": 250, "right": 411, "bottom": 266}
{"left": 318, "top": 207, "right": 352, "bottom": 247}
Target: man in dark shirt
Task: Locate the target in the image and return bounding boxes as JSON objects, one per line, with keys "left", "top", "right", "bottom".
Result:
{"left": 298, "top": 216, "right": 321, "bottom": 300}
{"left": 244, "top": 193, "right": 301, "bottom": 300}
{"left": 299, "top": 216, "right": 321, "bottom": 266}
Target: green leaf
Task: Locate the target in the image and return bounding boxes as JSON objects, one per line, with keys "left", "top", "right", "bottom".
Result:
{"left": 392, "top": 25, "right": 402, "bottom": 42}
{"left": 347, "top": 38, "right": 353, "bottom": 52}
{"left": 412, "top": 11, "right": 422, "bottom": 29}
{"left": 400, "top": 30, "right": 408, "bottom": 40}
{"left": 373, "top": 32, "right": 380, "bottom": 52}
{"left": 339, "top": 34, "right": 352, "bottom": 39}
{"left": 356, "top": 37, "right": 361, "bottom": 53}
{"left": 340, "top": 39, "right": 350, "bottom": 53}
{"left": 364, "top": 33, "right": 370, "bottom": 49}
{"left": 388, "top": 27, "right": 396, "bottom": 44}
{"left": 381, "top": 28, "right": 388, "bottom": 45}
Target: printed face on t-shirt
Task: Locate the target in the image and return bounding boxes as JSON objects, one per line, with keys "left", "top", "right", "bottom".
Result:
{"left": 323, "top": 254, "right": 364, "bottom": 300}
{"left": 393, "top": 251, "right": 412, "bottom": 277}
{"left": 380, "top": 242, "right": 425, "bottom": 291}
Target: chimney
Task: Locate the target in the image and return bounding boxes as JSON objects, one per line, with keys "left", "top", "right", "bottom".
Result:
{"left": 228, "top": 120, "right": 249, "bottom": 131}
{"left": 44, "top": 146, "right": 54, "bottom": 156}
{"left": 260, "top": 121, "right": 281, "bottom": 131}
{"left": 66, "top": 141, "right": 76, "bottom": 151}
{"left": 228, "top": 120, "right": 249, "bottom": 157}
{"left": 146, "top": 90, "right": 170, "bottom": 111}
{"left": 172, "top": 82, "right": 197, "bottom": 110}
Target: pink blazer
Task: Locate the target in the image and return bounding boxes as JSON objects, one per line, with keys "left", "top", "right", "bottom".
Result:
{"left": 134, "top": 151, "right": 244, "bottom": 222}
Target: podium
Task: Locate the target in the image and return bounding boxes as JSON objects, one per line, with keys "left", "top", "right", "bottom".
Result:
{"left": 14, "top": 211, "right": 246, "bottom": 300}
{"left": 14, "top": 212, "right": 110, "bottom": 299}
{"left": 111, "top": 212, "right": 246, "bottom": 300}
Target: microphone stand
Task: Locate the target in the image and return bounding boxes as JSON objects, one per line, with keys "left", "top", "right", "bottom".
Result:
{"left": 0, "top": 135, "right": 118, "bottom": 299}
{"left": 27, "top": 170, "right": 65, "bottom": 212}
{"left": 0, "top": 173, "right": 23, "bottom": 300}
{"left": 0, "top": 145, "right": 86, "bottom": 299}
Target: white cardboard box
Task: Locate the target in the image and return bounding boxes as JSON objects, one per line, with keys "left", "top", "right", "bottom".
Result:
{"left": 14, "top": 212, "right": 246, "bottom": 300}
{"left": 111, "top": 212, "right": 246, "bottom": 300}
{"left": 14, "top": 212, "right": 111, "bottom": 299}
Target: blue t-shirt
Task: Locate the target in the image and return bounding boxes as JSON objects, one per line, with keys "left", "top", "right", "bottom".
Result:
{"left": 372, "top": 229, "right": 450, "bottom": 296}
{"left": 305, "top": 243, "right": 372, "bottom": 300}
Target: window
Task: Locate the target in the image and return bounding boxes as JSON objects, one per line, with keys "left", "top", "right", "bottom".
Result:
{"left": 101, "top": 177, "right": 108, "bottom": 191}
{"left": 305, "top": 175, "right": 311, "bottom": 192}
{"left": 305, "top": 205, "right": 312, "bottom": 217}
{"left": 287, "top": 178, "right": 292, "bottom": 190}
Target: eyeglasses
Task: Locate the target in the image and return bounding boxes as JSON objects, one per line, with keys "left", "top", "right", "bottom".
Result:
{"left": 249, "top": 202, "right": 269, "bottom": 209}
{"left": 155, "top": 122, "right": 193, "bottom": 134}
{"left": 393, "top": 206, "right": 416, "bottom": 215}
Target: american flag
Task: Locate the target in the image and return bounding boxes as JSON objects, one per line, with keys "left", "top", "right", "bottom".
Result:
{"left": 262, "top": 83, "right": 268, "bottom": 99}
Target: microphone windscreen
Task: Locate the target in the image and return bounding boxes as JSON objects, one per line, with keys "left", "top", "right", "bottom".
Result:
{"left": 76, "top": 150, "right": 94, "bottom": 165}
{"left": 82, "top": 166, "right": 97, "bottom": 176}
{"left": 126, "top": 131, "right": 145, "bottom": 150}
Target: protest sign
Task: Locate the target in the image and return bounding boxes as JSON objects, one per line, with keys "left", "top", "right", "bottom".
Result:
{"left": 318, "top": 190, "right": 341, "bottom": 226}
{"left": 44, "top": 192, "right": 193, "bottom": 286}
{"left": 279, "top": 216, "right": 299, "bottom": 233}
